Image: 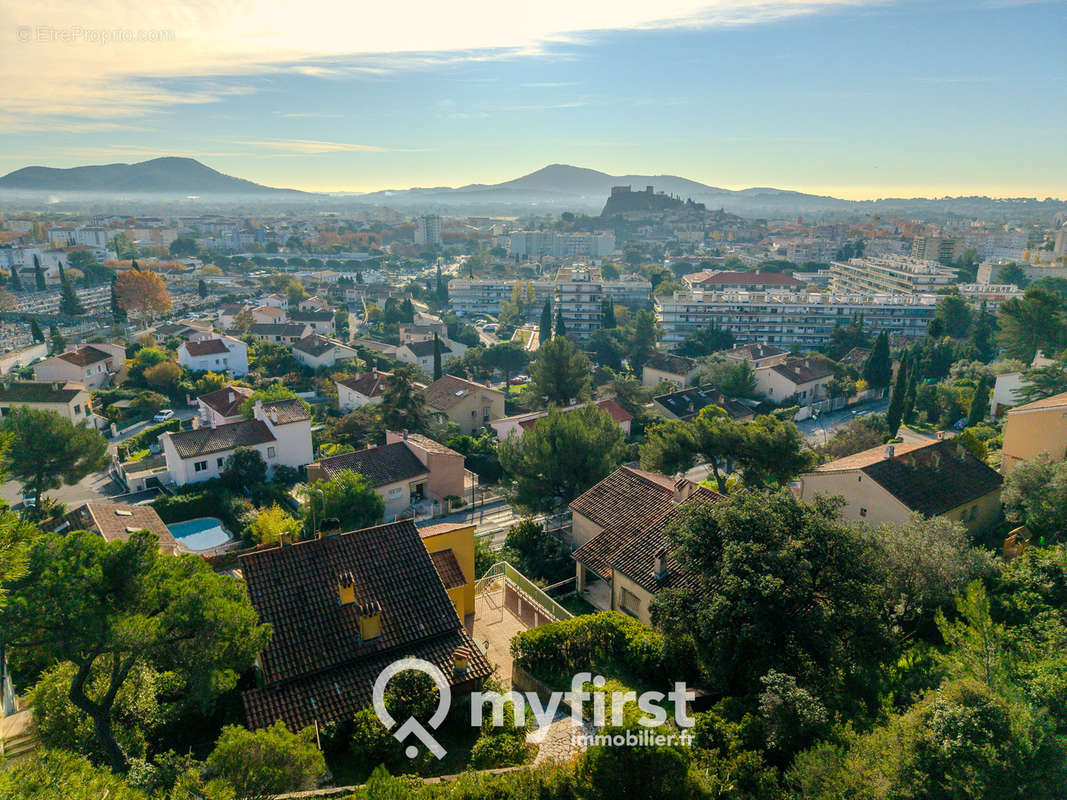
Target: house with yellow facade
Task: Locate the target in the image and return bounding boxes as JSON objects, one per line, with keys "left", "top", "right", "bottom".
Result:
{"left": 1000, "top": 390, "right": 1067, "bottom": 475}
{"left": 417, "top": 521, "right": 476, "bottom": 630}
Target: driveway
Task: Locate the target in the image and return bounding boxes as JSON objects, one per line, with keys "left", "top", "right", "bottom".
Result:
{"left": 796, "top": 397, "right": 890, "bottom": 445}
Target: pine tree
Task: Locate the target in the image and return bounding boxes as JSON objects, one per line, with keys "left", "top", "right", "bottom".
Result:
{"left": 29, "top": 319, "right": 44, "bottom": 343}
{"left": 433, "top": 333, "right": 443, "bottom": 380}
{"left": 970, "top": 301, "right": 997, "bottom": 362}
{"left": 33, "top": 255, "right": 46, "bottom": 291}
{"left": 9, "top": 264, "right": 22, "bottom": 292}
{"left": 602, "top": 297, "right": 617, "bottom": 329}
{"left": 59, "top": 276, "right": 85, "bottom": 315}
{"left": 554, "top": 308, "right": 567, "bottom": 338}
{"left": 539, "top": 299, "right": 553, "bottom": 345}
{"left": 966, "top": 374, "right": 992, "bottom": 427}
{"left": 110, "top": 276, "right": 126, "bottom": 323}
{"left": 435, "top": 263, "right": 448, "bottom": 304}
{"left": 198, "top": 279, "right": 209, "bottom": 298}
{"left": 49, "top": 324, "right": 66, "bottom": 354}
{"left": 862, "top": 331, "right": 892, "bottom": 389}
{"left": 886, "top": 352, "right": 908, "bottom": 437}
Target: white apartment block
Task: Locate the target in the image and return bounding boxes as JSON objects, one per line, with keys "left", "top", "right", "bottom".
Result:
{"left": 655, "top": 290, "right": 937, "bottom": 349}
{"left": 450, "top": 270, "right": 651, "bottom": 322}
{"left": 507, "top": 230, "right": 615, "bottom": 259}
{"left": 829, "top": 256, "right": 959, "bottom": 295}
{"left": 956, "top": 283, "right": 1024, "bottom": 310}
{"left": 414, "top": 215, "right": 442, "bottom": 247}
{"left": 49, "top": 227, "right": 115, "bottom": 249}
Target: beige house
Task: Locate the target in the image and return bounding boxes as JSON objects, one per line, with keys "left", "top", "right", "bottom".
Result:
{"left": 306, "top": 431, "right": 468, "bottom": 521}
{"left": 290, "top": 335, "right": 359, "bottom": 369}
{"left": 798, "top": 438, "right": 1003, "bottom": 533}
{"left": 1001, "top": 391, "right": 1067, "bottom": 474}
{"left": 754, "top": 358, "right": 834, "bottom": 403}
{"left": 32, "top": 343, "right": 125, "bottom": 388}
{"left": 336, "top": 370, "right": 391, "bottom": 411}
{"left": 0, "top": 380, "right": 94, "bottom": 425}
{"left": 569, "top": 466, "right": 721, "bottom": 624}
{"left": 641, "top": 351, "right": 699, "bottom": 388}
{"left": 723, "top": 343, "right": 788, "bottom": 370}
{"left": 65, "top": 501, "right": 178, "bottom": 555}
{"left": 423, "top": 374, "right": 506, "bottom": 435}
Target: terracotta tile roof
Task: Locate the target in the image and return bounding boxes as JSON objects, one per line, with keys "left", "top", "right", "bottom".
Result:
{"left": 291, "top": 335, "right": 337, "bottom": 357}
{"left": 261, "top": 399, "right": 310, "bottom": 425}
{"left": 1008, "top": 390, "right": 1067, "bottom": 413}
{"left": 400, "top": 432, "right": 462, "bottom": 457}
{"left": 314, "top": 442, "right": 428, "bottom": 487}
{"left": 424, "top": 374, "right": 501, "bottom": 411}
{"left": 248, "top": 323, "right": 310, "bottom": 338}
{"left": 816, "top": 438, "right": 1003, "bottom": 516}
{"left": 57, "top": 345, "right": 114, "bottom": 367}
{"left": 166, "top": 419, "right": 275, "bottom": 459}
{"left": 0, "top": 380, "right": 86, "bottom": 404}
{"left": 569, "top": 466, "right": 681, "bottom": 533}
{"left": 430, "top": 549, "right": 467, "bottom": 589}
{"left": 337, "top": 371, "right": 391, "bottom": 399}
{"left": 184, "top": 338, "right": 230, "bottom": 356}
{"left": 653, "top": 384, "right": 753, "bottom": 421}
{"left": 838, "top": 347, "right": 871, "bottom": 369}
{"left": 644, "top": 351, "right": 696, "bottom": 376}
{"left": 725, "top": 343, "right": 787, "bottom": 361}
{"left": 404, "top": 339, "right": 451, "bottom": 358}
{"left": 418, "top": 522, "right": 474, "bottom": 538}
{"left": 769, "top": 358, "right": 835, "bottom": 385}
{"left": 68, "top": 501, "right": 178, "bottom": 554}
{"left": 289, "top": 310, "right": 335, "bottom": 323}
{"left": 596, "top": 398, "right": 633, "bottom": 424}
{"left": 240, "top": 519, "right": 491, "bottom": 730}
{"left": 197, "top": 385, "right": 253, "bottom": 418}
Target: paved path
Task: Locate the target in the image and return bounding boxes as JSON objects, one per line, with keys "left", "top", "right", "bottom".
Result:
{"left": 796, "top": 397, "right": 890, "bottom": 444}
{"left": 531, "top": 712, "right": 592, "bottom": 765}
{"left": 431, "top": 498, "right": 524, "bottom": 550}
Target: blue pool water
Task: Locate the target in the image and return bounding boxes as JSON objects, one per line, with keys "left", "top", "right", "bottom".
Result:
{"left": 167, "top": 517, "right": 231, "bottom": 551}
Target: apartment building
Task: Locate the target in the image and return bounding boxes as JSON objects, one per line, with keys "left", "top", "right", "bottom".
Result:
{"left": 450, "top": 269, "right": 651, "bottom": 320}
{"left": 553, "top": 266, "right": 605, "bottom": 341}
{"left": 655, "top": 290, "right": 937, "bottom": 348}
{"left": 910, "top": 236, "right": 958, "bottom": 264}
{"left": 829, "top": 256, "right": 959, "bottom": 295}
{"left": 414, "top": 215, "right": 442, "bottom": 247}
{"left": 507, "top": 230, "right": 615, "bottom": 259}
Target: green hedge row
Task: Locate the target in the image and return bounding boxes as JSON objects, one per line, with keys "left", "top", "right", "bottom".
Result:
{"left": 116, "top": 418, "right": 182, "bottom": 460}
{"left": 152, "top": 481, "right": 252, "bottom": 533}
{"left": 509, "top": 611, "right": 700, "bottom": 690}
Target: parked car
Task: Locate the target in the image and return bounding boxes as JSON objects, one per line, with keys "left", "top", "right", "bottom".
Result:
{"left": 152, "top": 409, "right": 175, "bottom": 423}
{"left": 21, "top": 491, "right": 36, "bottom": 508}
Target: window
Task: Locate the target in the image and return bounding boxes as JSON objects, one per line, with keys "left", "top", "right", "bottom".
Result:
{"left": 267, "top": 446, "right": 276, "bottom": 459}
{"left": 73, "top": 404, "right": 81, "bottom": 415}
{"left": 483, "top": 406, "right": 491, "bottom": 420}
{"left": 217, "top": 458, "right": 224, "bottom": 468}
{"left": 859, "top": 507, "right": 867, "bottom": 517}
{"left": 471, "top": 409, "right": 477, "bottom": 418}
{"left": 194, "top": 461, "right": 208, "bottom": 472}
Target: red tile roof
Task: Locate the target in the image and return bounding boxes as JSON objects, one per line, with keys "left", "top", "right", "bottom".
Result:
{"left": 57, "top": 345, "right": 115, "bottom": 367}
{"left": 430, "top": 549, "right": 467, "bottom": 589}
{"left": 337, "top": 371, "right": 390, "bottom": 399}
{"left": 569, "top": 466, "right": 682, "bottom": 533}
{"left": 197, "top": 385, "right": 253, "bottom": 418}
{"left": 184, "top": 338, "right": 230, "bottom": 356}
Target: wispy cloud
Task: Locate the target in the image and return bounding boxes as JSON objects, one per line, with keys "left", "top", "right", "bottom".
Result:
{"left": 243, "top": 138, "right": 423, "bottom": 154}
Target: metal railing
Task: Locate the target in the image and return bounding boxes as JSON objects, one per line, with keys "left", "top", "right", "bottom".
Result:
{"left": 475, "top": 560, "right": 573, "bottom": 622}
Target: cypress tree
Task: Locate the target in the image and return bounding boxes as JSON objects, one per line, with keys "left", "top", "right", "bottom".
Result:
{"left": 59, "top": 276, "right": 85, "bottom": 315}
{"left": 902, "top": 365, "right": 919, "bottom": 424}
{"left": 966, "top": 374, "right": 992, "bottom": 428}
{"left": 110, "top": 275, "right": 126, "bottom": 323}
{"left": 539, "top": 299, "right": 552, "bottom": 345}
{"left": 33, "top": 255, "right": 46, "bottom": 291}
{"left": 554, "top": 308, "right": 567, "bottom": 338}
{"left": 862, "top": 331, "right": 892, "bottom": 389}
{"left": 29, "top": 319, "right": 44, "bottom": 343}
{"left": 433, "top": 333, "right": 443, "bottom": 380}
{"left": 198, "top": 279, "right": 209, "bottom": 298}
{"left": 49, "top": 324, "right": 65, "bottom": 353}
{"left": 602, "top": 297, "right": 617, "bottom": 329}
{"left": 10, "top": 264, "right": 22, "bottom": 292}
{"left": 886, "top": 352, "right": 908, "bottom": 437}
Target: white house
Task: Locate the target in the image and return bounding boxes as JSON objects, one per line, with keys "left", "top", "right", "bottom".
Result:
{"left": 197, "top": 384, "right": 254, "bottom": 427}
{"left": 261, "top": 293, "right": 289, "bottom": 310}
{"left": 32, "top": 343, "right": 126, "bottom": 388}
{"left": 161, "top": 399, "right": 313, "bottom": 486}
{"left": 291, "top": 335, "right": 359, "bottom": 369}
{"left": 245, "top": 323, "right": 312, "bottom": 345}
{"left": 298, "top": 295, "right": 330, "bottom": 312}
{"left": 336, "top": 370, "right": 391, "bottom": 411}
{"left": 251, "top": 305, "right": 287, "bottom": 324}
{"left": 754, "top": 358, "right": 834, "bottom": 403}
{"left": 177, "top": 335, "right": 249, "bottom": 376}
{"left": 396, "top": 338, "right": 468, "bottom": 377}
{"left": 288, "top": 310, "right": 335, "bottom": 336}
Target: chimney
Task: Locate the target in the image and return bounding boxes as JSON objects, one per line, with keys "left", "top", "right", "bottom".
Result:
{"left": 402, "top": 429, "right": 408, "bottom": 441}
{"left": 673, "top": 477, "right": 695, "bottom": 504}
{"left": 319, "top": 517, "right": 342, "bottom": 539}
{"left": 228, "top": 391, "right": 235, "bottom": 404}
{"left": 936, "top": 430, "right": 947, "bottom": 440}
{"left": 356, "top": 599, "right": 383, "bottom": 642}
{"left": 885, "top": 445, "right": 895, "bottom": 459}
{"left": 278, "top": 532, "right": 291, "bottom": 548}
{"left": 452, "top": 645, "right": 472, "bottom": 676}
{"left": 337, "top": 570, "right": 355, "bottom": 605}
{"left": 253, "top": 399, "right": 263, "bottom": 419}
{"left": 654, "top": 548, "right": 669, "bottom": 581}
{"left": 191, "top": 416, "right": 200, "bottom": 430}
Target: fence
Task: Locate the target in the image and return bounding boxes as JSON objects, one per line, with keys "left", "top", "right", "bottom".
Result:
{"left": 476, "top": 561, "right": 572, "bottom": 624}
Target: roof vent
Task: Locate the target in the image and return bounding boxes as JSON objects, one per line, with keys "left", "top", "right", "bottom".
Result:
{"left": 654, "top": 548, "right": 669, "bottom": 581}
{"left": 114, "top": 509, "right": 133, "bottom": 517}
{"left": 885, "top": 445, "right": 895, "bottom": 459}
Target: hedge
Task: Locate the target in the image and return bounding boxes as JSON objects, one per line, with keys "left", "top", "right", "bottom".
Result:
{"left": 116, "top": 418, "right": 181, "bottom": 460}
{"left": 152, "top": 480, "right": 252, "bottom": 533}
{"left": 509, "top": 611, "right": 700, "bottom": 690}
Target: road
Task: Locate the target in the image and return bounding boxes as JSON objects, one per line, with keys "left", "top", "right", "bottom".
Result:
{"left": 428, "top": 498, "right": 524, "bottom": 550}
{"left": 795, "top": 398, "right": 890, "bottom": 445}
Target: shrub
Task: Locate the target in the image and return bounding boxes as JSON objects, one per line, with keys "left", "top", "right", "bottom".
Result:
{"left": 117, "top": 418, "right": 180, "bottom": 460}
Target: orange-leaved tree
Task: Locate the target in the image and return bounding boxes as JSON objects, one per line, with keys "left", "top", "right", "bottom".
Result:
{"left": 114, "top": 268, "right": 172, "bottom": 326}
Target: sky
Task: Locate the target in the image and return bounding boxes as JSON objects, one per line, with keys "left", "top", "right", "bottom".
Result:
{"left": 0, "top": 0, "right": 1064, "bottom": 199}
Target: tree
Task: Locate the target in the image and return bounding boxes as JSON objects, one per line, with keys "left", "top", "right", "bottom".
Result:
{"left": 527, "top": 335, "right": 592, "bottom": 407}
{"left": 1002, "top": 455, "right": 1067, "bottom": 545}
{"left": 48, "top": 324, "right": 65, "bottom": 353}
{"left": 998, "top": 262, "right": 1028, "bottom": 288}
{"left": 886, "top": 351, "right": 908, "bottom": 436}
{"left": 302, "top": 469, "right": 385, "bottom": 534}
{"left": 481, "top": 340, "right": 529, "bottom": 384}
{"left": 1, "top": 408, "right": 108, "bottom": 507}
{"left": 0, "top": 750, "right": 147, "bottom": 800}
{"left": 861, "top": 331, "right": 892, "bottom": 389}
{"left": 245, "top": 503, "right": 302, "bottom": 545}
{"left": 674, "top": 324, "right": 735, "bottom": 358}
{"left": 433, "top": 333, "right": 443, "bottom": 380}
{"left": 997, "top": 287, "right": 1064, "bottom": 362}
{"left": 538, "top": 299, "right": 552, "bottom": 345}
{"left": 640, "top": 419, "right": 700, "bottom": 477}
{"left": 109, "top": 275, "right": 126, "bottom": 323}
{"left": 238, "top": 384, "right": 303, "bottom": 418}
{"left": 970, "top": 301, "right": 998, "bottom": 362}
{"left": 554, "top": 308, "right": 567, "bottom": 338}
{"left": 934, "top": 293, "right": 973, "bottom": 339}
{"left": 9, "top": 263, "right": 23, "bottom": 291}
{"left": 499, "top": 404, "right": 626, "bottom": 513}
{"left": 735, "top": 414, "right": 812, "bottom": 489}
{"left": 143, "top": 360, "right": 182, "bottom": 393}
{"left": 966, "top": 374, "right": 992, "bottom": 427}
{"left": 628, "top": 309, "right": 661, "bottom": 377}
{"left": 816, "top": 413, "right": 889, "bottom": 461}
{"left": 1016, "top": 358, "right": 1067, "bottom": 403}
{"left": 380, "top": 363, "right": 430, "bottom": 432}
{"left": 0, "top": 530, "right": 270, "bottom": 771}
{"left": 652, "top": 491, "right": 891, "bottom": 716}
{"left": 197, "top": 279, "right": 209, "bottom": 298}
{"left": 114, "top": 269, "right": 172, "bottom": 325}
{"left": 169, "top": 237, "right": 198, "bottom": 256}
{"left": 29, "top": 318, "right": 44, "bottom": 342}
{"left": 59, "top": 273, "right": 85, "bottom": 315}
{"left": 0, "top": 511, "right": 36, "bottom": 611}
{"left": 700, "top": 356, "right": 757, "bottom": 398}
{"left": 902, "top": 361, "right": 920, "bottom": 423}
{"left": 602, "top": 297, "right": 617, "bottom": 329}
{"left": 33, "top": 254, "right": 46, "bottom": 291}
{"left": 205, "top": 722, "right": 326, "bottom": 800}
{"left": 222, "top": 447, "right": 268, "bottom": 490}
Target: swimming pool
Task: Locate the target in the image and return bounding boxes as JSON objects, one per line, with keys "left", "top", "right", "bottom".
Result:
{"left": 167, "top": 517, "right": 231, "bottom": 551}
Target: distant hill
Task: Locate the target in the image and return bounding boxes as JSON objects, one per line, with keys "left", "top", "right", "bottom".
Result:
{"left": 0, "top": 157, "right": 306, "bottom": 195}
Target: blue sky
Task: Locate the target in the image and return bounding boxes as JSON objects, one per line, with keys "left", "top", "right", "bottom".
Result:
{"left": 1, "top": 0, "right": 1064, "bottom": 198}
